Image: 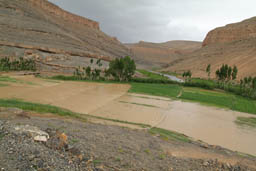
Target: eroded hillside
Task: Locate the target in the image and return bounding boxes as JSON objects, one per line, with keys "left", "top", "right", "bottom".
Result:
{"left": 165, "top": 17, "right": 256, "bottom": 79}
{"left": 126, "top": 41, "right": 201, "bottom": 69}
{"left": 0, "top": 0, "right": 131, "bottom": 73}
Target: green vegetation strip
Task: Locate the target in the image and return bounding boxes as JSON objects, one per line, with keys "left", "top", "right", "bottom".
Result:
{"left": 129, "top": 83, "right": 181, "bottom": 98}
{"left": 0, "top": 76, "right": 36, "bottom": 85}
{"left": 149, "top": 127, "right": 191, "bottom": 143}
{"left": 235, "top": 117, "right": 256, "bottom": 127}
{"left": 0, "top": 76, "right": 19, "bottom": 83}
{"left": 0, "top": 99, "right": 82, "bottom": 119}
{"left": 119, "top": 101, "right": 159, "bottom": 108}
{"left": 137, "top": 69, "right": 168, "bottom": 80}
{"left": 0, "top": 83, "right": 9, "bottom": 87}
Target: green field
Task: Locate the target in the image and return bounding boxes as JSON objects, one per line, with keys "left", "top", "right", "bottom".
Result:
{"left": 129, "top": 83, "right": 256, "bottom": 115}
{"left": 48, "top": 74, "right": 256, "bottom": 115}
{"left": 129, "top": 83, "right": 181, "bottom": 98}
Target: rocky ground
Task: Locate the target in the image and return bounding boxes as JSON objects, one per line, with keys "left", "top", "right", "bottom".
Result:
{"left": 0, "top": 108, "right": 255, "bottom": 171}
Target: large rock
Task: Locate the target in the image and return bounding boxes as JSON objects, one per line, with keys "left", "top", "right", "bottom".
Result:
{"left": 13, "top": 125, "right": 49, "bottom": 140}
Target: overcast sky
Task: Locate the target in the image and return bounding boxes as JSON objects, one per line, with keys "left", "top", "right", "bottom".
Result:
{"left": 48, "top": 0, "right": 255, "bottom": 43}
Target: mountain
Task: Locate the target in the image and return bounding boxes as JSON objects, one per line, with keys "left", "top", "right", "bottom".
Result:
{"left": 126, "top": 40, "right": 201, "bottom": 69}
{"left": 0, "top": 0, "right": 131, "bottom": 73}
{"left": 164, "top": 17, "right": 256, "bottom": 79}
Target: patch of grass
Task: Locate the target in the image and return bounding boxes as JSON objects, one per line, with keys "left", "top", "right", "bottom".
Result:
{"left": 129, "top": 83, "right": 181, "bottom": 98}
{"left": 93, "top": 160, "right": 102, "bottom": 165}
{"left": 0, "top": 83, "right": 9, "bottom": 87}
{"left": 0, "top": 76, "right": 18, "bottom": 83}
{"left": 115, "top": 157, "right": 121, "bottom": 162}
{"left": 128, "top": 94, "right": 171, "bottom": 101}
{"left": 144, "top": 149, "right": 151, "bottom": 154}
{"left": 235, "top": 117, "right": 256, "bottom": 127}
{"left": 0, "top": 99, "right": 83, "bottom": 119}
{"left": 149, "top": 127, "right": 191, "bottom": 143}
{"left": 70, "top": 138, "right": 79, "bottom": 144}
{"left": 137, "top": 69, "right": 168, "bottom": 80}
{"left": 237, "top": 152, "right": 256, "bottom": 158}
{"left": 180, "top": 90, "right": 233, "bottom": 109}
{"left": 119, "top": 101, "right": 159, "bottom": 108}
{"left": 0, "top": 76, "right": 37, "bottom": 85}
{"left": 185, "top": 78, "right": 216, "bottom": 90}
{"left": 180, "top": 88, "right": 256, "bottom": 115}
{"left": 158, "top": 153, "right": 166, "bottom": 160}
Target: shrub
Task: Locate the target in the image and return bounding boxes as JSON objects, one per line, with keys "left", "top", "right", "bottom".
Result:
{"left": 0, "top": 57, "right": 36, "bottom": 71}
{"left": 107, "top": 56, "right": 136, "bottom": 81}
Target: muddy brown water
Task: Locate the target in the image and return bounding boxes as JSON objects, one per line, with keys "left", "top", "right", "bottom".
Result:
{"left": 1, "top": 74, "right": 256, "bottom": 156}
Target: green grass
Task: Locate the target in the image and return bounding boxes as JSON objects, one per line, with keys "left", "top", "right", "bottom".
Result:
{"left": 180, "top": 87, "right": 256, "bottom": 114}
{"left": 129, "top": 82, "right": 256, "bottom": 115}
{"left": 184, "top": 78, "right": 216, "bottom": 90}
{"left": 149, "top": 127, "right": 191, "bottom": 143}
{"left": 235, "top": 117, "right": 256, "bottom": 127}
{"left": 0, "top": 99, "right": 82, "bottom": 118}
{"left": 0, "top": 76, "right": 37, "bottom": 85}
{"left": 0, "top": 76, "right": 19, "bottom": 83}
{"left": 0, "top": 83, "right": 9, "bottom": 87}
{"left": 129, "top": 83, "right": 181, "bottom": 98}
{"left": 137, "top": 69, "right": 168, "bottom": 80}
{"left": 119, "top": 101, "right": 159, "bottom": 108}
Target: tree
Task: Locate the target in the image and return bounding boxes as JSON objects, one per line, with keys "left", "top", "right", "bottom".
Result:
{"left": 85, "top": 66, "right": 91, "bottom": 79}
{"left": 206, "top": 64, "right": 211, "bottom": 78}
{"left": 108, "top": 56, "right": 136, "bottom": 81}
{"left": 182, "top": 70, "right": 192, "bottom": 80}
{"left": 232, "top": 66, "right": 238, "bottom": 80}
{"left": 227, "top": 66, "right": 232, "bottom": 81}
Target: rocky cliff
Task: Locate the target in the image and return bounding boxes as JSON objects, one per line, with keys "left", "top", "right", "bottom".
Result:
{"left": 27, "top": 0, "right": 100, "bottom": 30}
{"left": 0, "top": 0, "right": 131, "bottom": 73}
{"left": 165, "top": 17, "right": 256, "bottom": 79}
{"left": 203, "top": 17, "right": 256, "bottom": 46}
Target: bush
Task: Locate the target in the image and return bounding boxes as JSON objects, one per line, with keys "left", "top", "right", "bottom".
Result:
{"left": 131, "top": 77, "right": 179, "bottom": 85}
{"left": 0, "top": 57, "right": 36, "bottom": 71}
{"left": 184, "top": 78, "right": 216, "bottom": 90}
{"left": 107, "top": 56, "right": 136, "bottom": 81}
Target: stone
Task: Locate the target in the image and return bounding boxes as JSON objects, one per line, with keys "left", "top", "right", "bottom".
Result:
{"left": 34, "top": 135, "right": 48, "bottom": 142}
{"left": 203, "top": 161, "right": 209, "bottom": 167}
{"left": 14, "top": 125, "right": 49, "bottom": 139}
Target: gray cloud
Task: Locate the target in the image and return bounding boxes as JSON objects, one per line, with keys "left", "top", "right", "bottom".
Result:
{"left": 48, "top": 0, "right": 256, "bottom": 43}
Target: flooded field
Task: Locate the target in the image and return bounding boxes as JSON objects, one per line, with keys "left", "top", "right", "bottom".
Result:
{"left": 1, "top": 74, "right": 256, "bottom": 156}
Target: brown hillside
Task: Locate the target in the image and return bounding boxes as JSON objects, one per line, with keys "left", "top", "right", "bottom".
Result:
{"left": 126, "top": 41, "right": 201, "bottom": 69}
{"left": 165, "top": 17, "right": 256, "bottom": 79}
{"left": 0, "top": 0, "right": 131, "bottom": 72}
